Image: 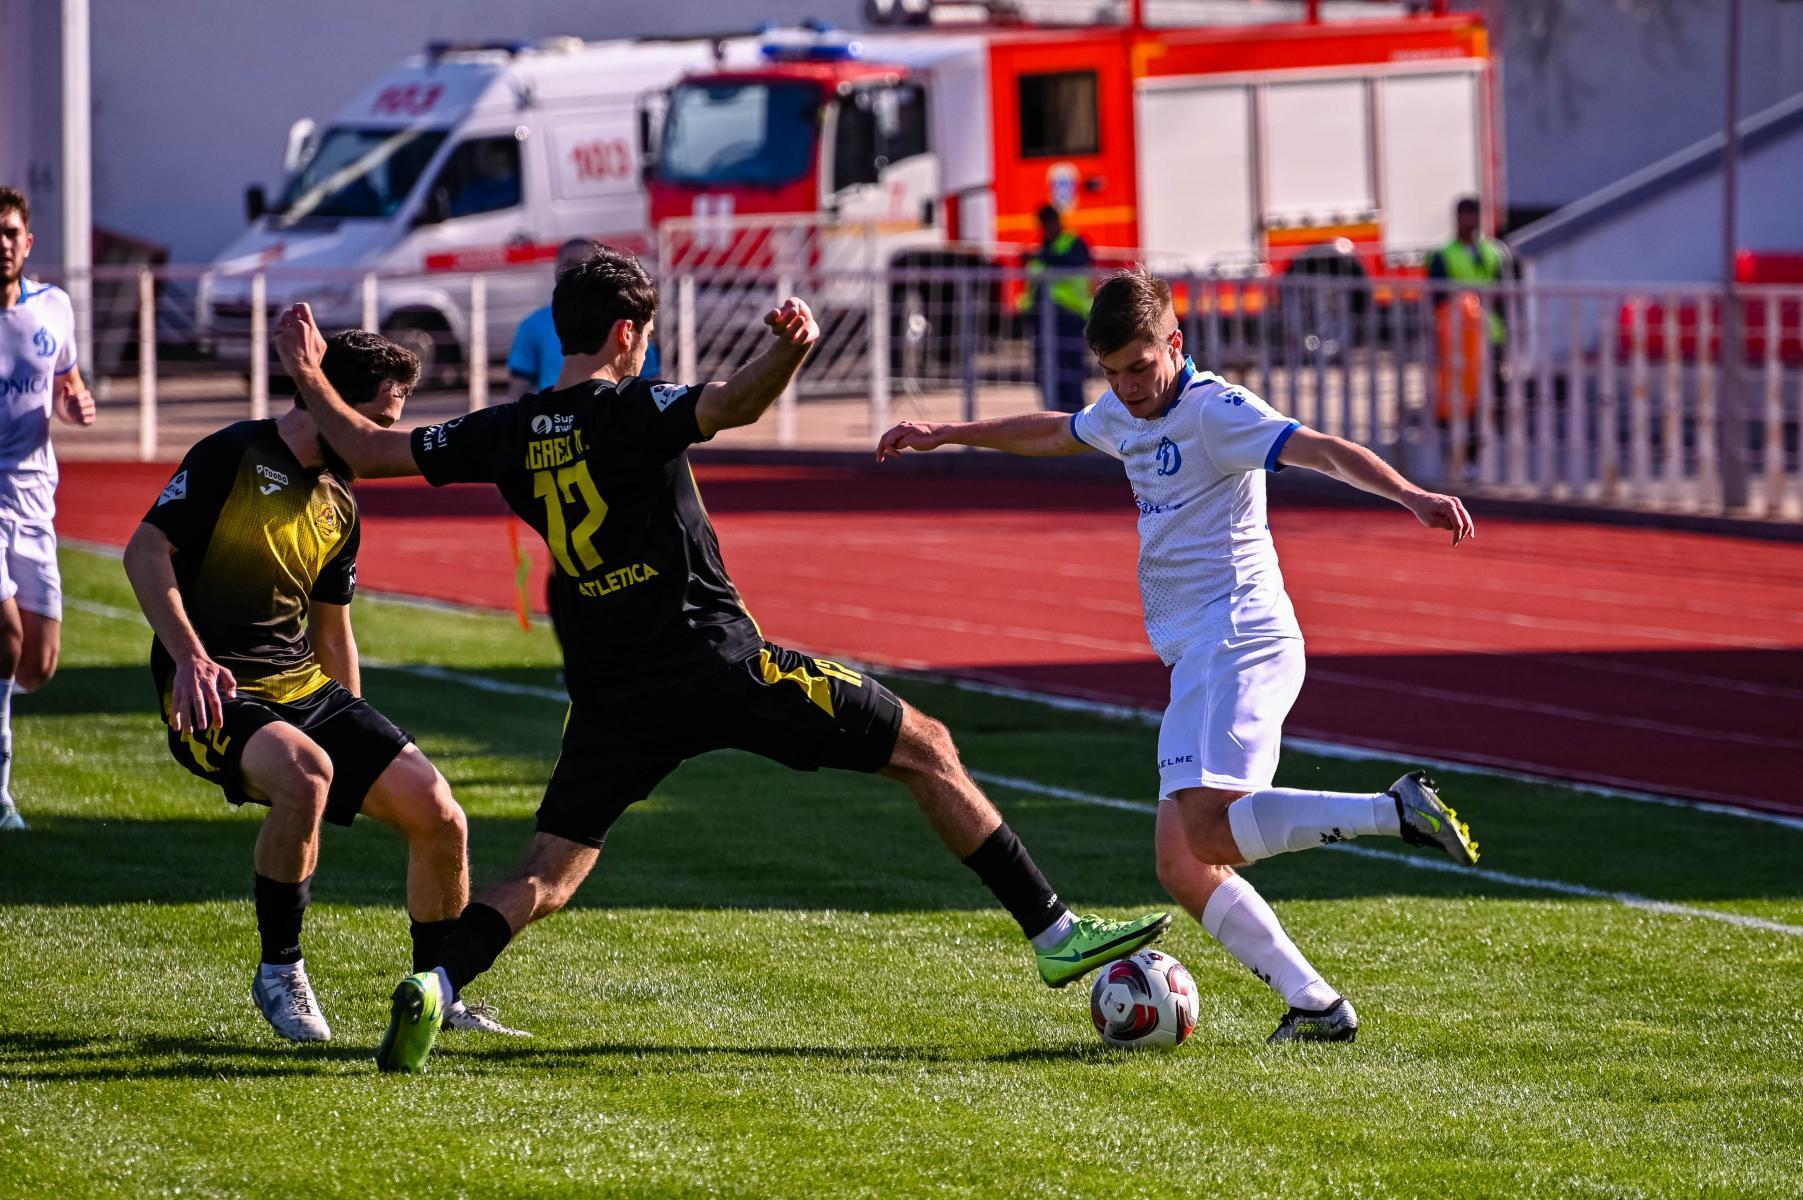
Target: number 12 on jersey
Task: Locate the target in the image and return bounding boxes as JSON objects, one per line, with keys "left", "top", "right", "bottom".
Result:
{"left": 533, "top": 461, "right": 609, "bottom": 576}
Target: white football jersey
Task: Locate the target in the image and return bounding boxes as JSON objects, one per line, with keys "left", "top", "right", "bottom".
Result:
{"left": 0, "top": 280, "right": 77, "bottom": 521}
{"left": 1071, "top": 359, "right": 1302, "bottom": 663}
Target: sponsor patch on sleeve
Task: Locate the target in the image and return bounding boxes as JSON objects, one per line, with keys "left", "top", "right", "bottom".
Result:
{"left": 156, "top": 470, "right": 188, "bottom": 506}
{"left": 649, "top": 383, "right": 688, "bottom": 413}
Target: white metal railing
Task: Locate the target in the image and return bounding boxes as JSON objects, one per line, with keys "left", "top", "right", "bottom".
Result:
{"left": 30, "top": 258, "right": 1803, "bottom": 520}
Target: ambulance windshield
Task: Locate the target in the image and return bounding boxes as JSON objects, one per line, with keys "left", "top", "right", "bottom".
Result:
{"left": 660, "top": 81, "right": 819, "bottom": 187}
{"left": 275, "top": 127, "right": 448, "bottom": 221}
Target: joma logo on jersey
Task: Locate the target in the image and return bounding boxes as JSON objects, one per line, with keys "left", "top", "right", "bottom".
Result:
{"left": 1155, "top": 436, "right": 1182, "bottom": 476}
{"left": 526, "top": 430, "right": 587, "bottom": 470}
{"left": 32, "top": 327, "right": 56, "bottom": 358}
{"left": 256, "top": 464, "right": 289, "bottom": 494}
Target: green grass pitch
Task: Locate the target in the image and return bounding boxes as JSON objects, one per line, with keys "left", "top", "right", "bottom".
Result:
{"left": 1, "top": 548, "right": 1799, "bottom": 1198}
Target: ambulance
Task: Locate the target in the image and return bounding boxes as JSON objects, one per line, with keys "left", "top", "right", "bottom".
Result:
{"left": 199, "top": 36, "right": 756, "bottom": 378}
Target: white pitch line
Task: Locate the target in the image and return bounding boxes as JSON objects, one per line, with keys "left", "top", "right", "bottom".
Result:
{"left": 968, "top": 771, "right": 1803, "bottom": 940}
{"left": 53, "top": 584, "right": 1803, "bottom": 940}
{"left": 56, "top": 542, "right": 1803, "bottom": 833}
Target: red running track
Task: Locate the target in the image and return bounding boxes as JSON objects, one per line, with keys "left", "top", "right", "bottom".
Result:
{"left": 58, "top": 460, "right": 1803, "bottom": 816}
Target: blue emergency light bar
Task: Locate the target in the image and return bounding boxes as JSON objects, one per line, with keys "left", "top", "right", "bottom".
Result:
{"left": 424, "top": 39, "right": 532, "bottom": 59}
{"left": 758, "top": 26, "right": 863, "bottom": 63}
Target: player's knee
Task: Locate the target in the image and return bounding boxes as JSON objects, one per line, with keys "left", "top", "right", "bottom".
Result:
{"left": 1174, "top": 795, "right": 1241, "bottom": 865}
{"left": 895, "top": 710, "right": 962, "bottom": 780}
{"left": 428, "top": 782, "right": 468, "bottom": 850}
{"left": 15, "top": 649, "right": 56, "bottom": 693}
{"left": 269, "top": 749, "right": 333, "bottom": 820}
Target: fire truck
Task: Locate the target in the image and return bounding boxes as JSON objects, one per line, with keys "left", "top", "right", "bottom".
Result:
{"left": 643, "top": 1, "right": 1497, "bottom": 328}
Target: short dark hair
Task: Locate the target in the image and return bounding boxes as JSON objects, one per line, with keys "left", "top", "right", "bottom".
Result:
{"left": 0, "top": 187, "right": 29, "bottom": 227}
{"left": 1085, "top": 265, "right": 1176, "bottom": 357}
{"left": 317, "top": 329, "right": 420, "bottom": 406}
{"left": 1455, "top": 196, "right": 1481, "bottom": 217}
{"left": 1037, "top": 204, "right": 1061, "bottom": 225}
{"left": 552, "top": 245, "right": 657, "bottom": 357}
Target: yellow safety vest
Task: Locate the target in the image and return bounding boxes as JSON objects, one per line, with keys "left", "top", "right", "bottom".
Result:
{"left": 1438, "top": 238, "right": 1507, "bottom": 343}
{"left": 1022, "top": 232, "right": 1092, "bottom": 318}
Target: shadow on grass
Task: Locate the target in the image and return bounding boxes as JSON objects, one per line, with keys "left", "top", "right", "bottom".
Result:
{"left": 0, "top": 1030, "right": 373, "bottom": 1082}
{"left": 0, "top": 1029, "right": 1126, "bottom": 1083}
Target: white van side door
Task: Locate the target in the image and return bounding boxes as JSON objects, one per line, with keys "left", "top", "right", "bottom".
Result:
{"left": 405, "top": 130, "right": 546, "bottom": 363}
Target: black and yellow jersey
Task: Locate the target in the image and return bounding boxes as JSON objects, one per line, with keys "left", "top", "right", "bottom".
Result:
{"left": 144, "top": 420, "right": 359, "bottom": 704}
{"left": 409, "top": 377, "right": 759, "bottom": 702}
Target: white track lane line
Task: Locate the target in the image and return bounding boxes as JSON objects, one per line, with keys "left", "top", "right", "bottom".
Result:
{"left": 967, "top": 772, "right": 1803, "bottom": 941}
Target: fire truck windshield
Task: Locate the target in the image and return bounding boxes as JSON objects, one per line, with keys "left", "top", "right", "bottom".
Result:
{"left": 274, "top": 126, "right": 448, "bottom": 222}
{"left": 660, "top": 81, "right": 819, "bottom": 187}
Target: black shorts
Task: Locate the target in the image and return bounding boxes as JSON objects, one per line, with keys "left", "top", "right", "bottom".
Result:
{"left": 537, "top": 641, "right": 905, "bottom": 848}
{"left": 160, "top": 680, "right": 413, "bottom": 826}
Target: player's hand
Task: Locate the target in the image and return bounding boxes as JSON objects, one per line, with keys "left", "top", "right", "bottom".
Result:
{"left": 55, "top": 387, "right": 96, "bottom": 426}
{"left": 876, "top": 421, "right": 950, "bottom": 462}
{"left": 170, "top": 652, "right": 237, "bottom": 734}
{"left": 763, "top": 297, "right": 819, "bottom": 354}
{"left": 273, "top": 303, "right": 328, "bottom": 379}
{"left": 1404, "top": 490, "right": 1475, "bottom": 546}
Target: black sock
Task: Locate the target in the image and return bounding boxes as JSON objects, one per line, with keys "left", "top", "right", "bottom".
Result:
{"left": 961, "top": 824, "right": 1066, "bottom": 940}
{"left": 436, "top": 903, "right": 514, "bottom": 996}
{"left": 254, "top": 873, "right": 311, "bottom": 966}
{"left": 409, "top": 917, "right": 458, "bottom": 976}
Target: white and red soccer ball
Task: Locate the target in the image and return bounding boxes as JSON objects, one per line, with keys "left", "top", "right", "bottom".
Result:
{"left": 1089, "top": 949, "right": 1198, "bottom": 1049}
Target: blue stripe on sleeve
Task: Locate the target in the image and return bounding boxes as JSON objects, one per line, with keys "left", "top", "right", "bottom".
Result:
{"left": 1264, "top": 420, "right": 1301, "bottom": 472}
{"left": 1069, "top": 410, "right": 1101, "bottom": 452}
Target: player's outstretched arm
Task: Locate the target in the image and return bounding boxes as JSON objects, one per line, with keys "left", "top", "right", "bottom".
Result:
{"left": 123, "top": 522, "right": 236, "bottom": 732}
{"left": 1277, "top": 426, "right": 1474, "bottom": 546}
{"left": 877, "top": 411, "right": 1090, "bottom": 461}
{"left": 274, "top": 304, "right": 421, "bottom": 478}
{"left": 693, "top": 297, "right": 819, "bottom": 436}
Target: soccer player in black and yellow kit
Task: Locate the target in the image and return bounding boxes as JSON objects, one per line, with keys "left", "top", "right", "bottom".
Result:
{"left": 123, "top": 331, "right": 523, "bottom": 1042}
{"left": 274, "top": 248, "right": 1170, "bottom": 1074}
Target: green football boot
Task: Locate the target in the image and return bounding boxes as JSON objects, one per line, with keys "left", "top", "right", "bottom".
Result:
{"left": 1036, "top": 911, "right": 1173, "bottom": 988}
{"left": 375, "top": 970, "right": 445, "bottom": 1074}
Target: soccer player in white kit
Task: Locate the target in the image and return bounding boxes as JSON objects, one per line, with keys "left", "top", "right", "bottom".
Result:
{"left": 878, "top": 266, "right": 1480, "bottom": 1042}
{"left": 0, "top": 187, "right": 97, "bottom": 831}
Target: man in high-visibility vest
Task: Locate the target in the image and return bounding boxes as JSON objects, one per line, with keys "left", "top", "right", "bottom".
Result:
{"left": 1428, "top": 196, "right": 1510, "bottom": 340}
{"left": 1428, "top": 197, "right": 1513, "bottom": 455}
{"left": 1020, "top": 205, "right": 1093, "bottom": 413}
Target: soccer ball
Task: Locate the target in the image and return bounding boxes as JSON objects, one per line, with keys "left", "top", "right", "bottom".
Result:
{"left": 1088, "top": 949, "right": 1199, "bottom": 1049}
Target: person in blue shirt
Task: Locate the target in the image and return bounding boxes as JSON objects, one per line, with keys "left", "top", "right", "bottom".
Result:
{"left": 509, "top": 239, "right": 659, "bottom": 400}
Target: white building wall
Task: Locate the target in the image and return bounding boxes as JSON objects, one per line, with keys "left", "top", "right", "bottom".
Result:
{"left": 0, "top": 0, "right": 72, "bottom": 264}
{"left": 1492, "top": 0, "right": 1803, "bottom": 213}
{"left": 1523, "top": 130, "right": 1803, "bottom": 287}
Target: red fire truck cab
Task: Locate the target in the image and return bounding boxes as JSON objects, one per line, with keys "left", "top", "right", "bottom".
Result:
{"left": 644, "top": 6, "right": 1497, "bottom": 282}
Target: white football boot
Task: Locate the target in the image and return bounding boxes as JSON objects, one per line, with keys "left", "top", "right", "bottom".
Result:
{"left": 0, "top": 802, "right": 26, "bottom": 832}
{"left": 251, "top": 961, "right": 333, "bottom": 1042}
{"left": 442, "top": 998, "right": 531, "bottom": 1037}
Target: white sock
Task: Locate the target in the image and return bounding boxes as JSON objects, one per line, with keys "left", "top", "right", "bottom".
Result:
{"left": 433, "top": 966, "right": 455, "bottom": 1002}
{"left": 1226, "top": 787, "right": 1399, "bottom": 862}
{"left": 0, "top": 676, "right": 13, "bottom": 804}
{"left": 259, "top": 957, "right": 305, "bottom": 977}
{"left": 1201, "top": 874, "right": 1339, "bottom": 1011}
{"left": 1029, "top": 910, "right": 1077, "bottom": 951}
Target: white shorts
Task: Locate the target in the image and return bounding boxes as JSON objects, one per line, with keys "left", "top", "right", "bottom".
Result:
{"left": 0, "top": 517, "right": 63, "bottom": 621}
{"left": 1157, "top": 635, "right": 1304, "bottom": 797}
